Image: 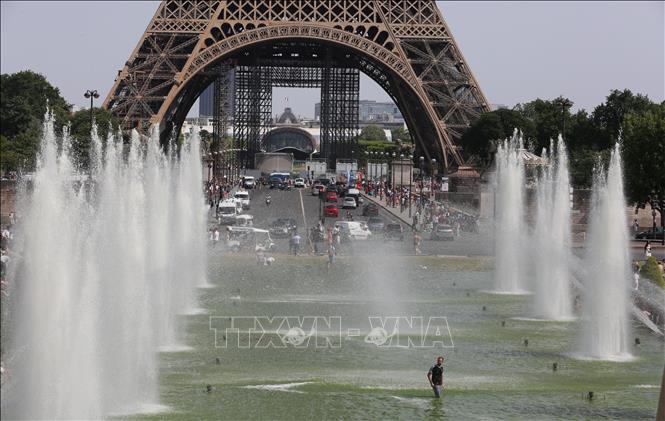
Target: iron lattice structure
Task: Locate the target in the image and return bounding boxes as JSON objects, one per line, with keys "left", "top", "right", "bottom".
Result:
{"left": 229, "top": 56, "right": 359, "bottom": 169}
{"left": 212, "top": 60, "right": 234, "bottom": 179}
{"left": 104, "top": 0, "right": 490, "bottom": 169}
{"left": 320, "top": 66, "right": 359, "bottom": 164}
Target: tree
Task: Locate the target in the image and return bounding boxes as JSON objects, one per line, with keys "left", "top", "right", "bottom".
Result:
{"left": 592, "top": 89, "right": 654, "bottom": 149}
{"left": 515, "top": 97, "right": 572, "bottom": 152}
{"left": 0, "top": 71, "right": 71, "bottom": 172}
{"left": 391, "top": 127, "right": 411, "bottom": 143}
{"left": 68, "top": 107, "right": 119, "bottom": 168}
{"left": 621, "top": 102, "right": 665, "bottom": 204}
{"left": 459, "top": 108, "right": 535, "bottom": 164}
{"left": 640, "top": 256, "right": 665, "bottom": 289}
{"left": 359, "top": 124, "right": 387, "bottom": 141}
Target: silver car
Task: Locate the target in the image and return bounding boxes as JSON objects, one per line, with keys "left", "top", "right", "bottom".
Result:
{"left": 431, "top": 224, "right": 455, "bottom": 241}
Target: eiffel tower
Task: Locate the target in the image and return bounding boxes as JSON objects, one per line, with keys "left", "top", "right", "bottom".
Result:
{"left": 103, "top": 0, "right": 490, "bottom": 170}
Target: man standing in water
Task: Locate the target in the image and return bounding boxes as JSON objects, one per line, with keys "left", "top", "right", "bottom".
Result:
{"left": 427, "top": 356, "right": 445, "bottom": 397}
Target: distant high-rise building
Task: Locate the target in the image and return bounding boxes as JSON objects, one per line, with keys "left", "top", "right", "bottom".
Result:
{"left": 199, "top": 84, "right": 214, "bottom": 117}
{"left": 315, "top": 99, "right": 403, "bottom": 123}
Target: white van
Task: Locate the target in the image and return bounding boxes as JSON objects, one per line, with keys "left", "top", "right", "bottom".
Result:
{"left": 333, "top": 221, "right": 372, "bottom": 240}
{"left": 233, "top": 190, "right": 251, "bottom": 210}
{"left": 218, "top": 199, "right": 240, "bottom": 224}
{"left": 242, "top": 176, "right": 256, "bottom": 189}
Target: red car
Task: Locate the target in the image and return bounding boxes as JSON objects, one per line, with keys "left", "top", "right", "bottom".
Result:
{"left": 324, "top": 204, "right": 339, "bottom": 218}
{"left": 325, "top": 191, "right": 338, "bottom": 202}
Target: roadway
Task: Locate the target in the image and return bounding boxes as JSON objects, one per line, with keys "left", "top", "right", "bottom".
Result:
{"left": 209, "top": 185, "right": 492, "bottom": 257}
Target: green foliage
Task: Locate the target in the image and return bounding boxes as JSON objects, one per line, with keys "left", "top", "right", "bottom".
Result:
{"left": 621, "top": 102, "right": 665, "bottom": 203}
{"left": 359, "top": 124, "right": 387, "bottom": 142}
{"left": 0, "top": 71, "right": 71, "bottom": 172}
{"left": 515, "top": 97, "right": 572, "bottom": 152}
{"left": 68, "top": 108, "right": 119, "bottom": 168}
{"left": 592, "top": 89, "right": 654, "bottom": 149}
{"left": 640, "top": 256, "right": 665, "bottom": 289}
{"left": 568, "top": 147, "right": 611, "bottom": 188}
{"left": 460, "top": 108, "right": 535, "bottom": 164}
{"left": 391, "top": 127, "right": 411, "bottom": 143}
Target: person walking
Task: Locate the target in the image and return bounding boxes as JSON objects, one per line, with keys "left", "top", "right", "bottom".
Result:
{"left": 327, "top": 244, "right": 336, "bottom": 270}
{"left": 291, "top": 232, "right": 301, "bottom": 256}
{"left": 645, "top": 241, "right": 652, "bottom": 258}
{"left": 413, "top": 231, "right": 422, "bottom": 255}
{"left": 427, "top": 356, "right": 445, "bottom": 398}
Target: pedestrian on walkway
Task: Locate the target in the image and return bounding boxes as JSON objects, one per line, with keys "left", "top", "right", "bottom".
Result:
{"left": 291, "top": 232, "right": 301, "bottom": 256}
{"left": 645, "top": 241, "right": 652, "bottom": 258}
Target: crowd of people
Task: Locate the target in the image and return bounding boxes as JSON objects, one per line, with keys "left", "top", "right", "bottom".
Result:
{"left": 361, "top": 178, "right": 479, "bottom": 236}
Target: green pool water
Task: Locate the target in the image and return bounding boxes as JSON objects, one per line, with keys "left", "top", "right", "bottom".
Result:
{"left": 130, "top": 254, "right": 663, "bottom": 420}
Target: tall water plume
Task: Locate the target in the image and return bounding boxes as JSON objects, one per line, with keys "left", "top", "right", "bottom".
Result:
{"left": 2, "top": 114, "right": 206, "bottom": 418}
{"left": 578, "top": 143, "right": 632, "bottom": 360}
{"left": 493, "top": 131, "right": 527, "bottom": 293}
{"left": 531, "top": 137, "right": 573, "bottom": 320}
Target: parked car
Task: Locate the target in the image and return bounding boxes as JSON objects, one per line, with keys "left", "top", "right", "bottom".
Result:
{"left": 294, "top": 178, "right": 305, "bottom": 188}
{"left": 431, "top": 224, "right": 455, "bottom": 241}
{"left": 325, "top": 191, "right": 338, "bottom": 202}
{"left": 311, "top": 184, "right": 325, "bottom": 196}
{"left": 334, "top": 221, "right": 372, "bottom": 241}
{"left": 367, "top": 217, "right": 386, "bottom": 233}
{"left": 635, "top": 227, "right": 664, "bottom": 240}
{"left": 269, "top": 218, "right": 298, "bottom": 238}
{"left": 324, "top": 204, "right": 339, "bottom": 218}
{"left": 362, "top": 203, "right": 380, "bottom": 217}
{"left": 342, "top": 197, "right": 357, "bottom": 209}
{"left": 384, "top": 223, "right": 404, "bottom": 241}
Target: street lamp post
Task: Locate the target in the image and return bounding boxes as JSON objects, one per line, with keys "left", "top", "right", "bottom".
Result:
{"left": 83, "top": 90, "right": 100, "bottom": 128}
{"left": 391, "top": 152, "right": 397, "bottom": 207}
{"left": 554, "top": 97, "right": 573, "bottom": 141}
{"left": 645, "top": 193, "right": 664, "bottom": 245}
{"left": 380, "top": 152, "right": 384, "bottom": 196}
{"left": 431, "top": 158, "right": 436, "bottom": 202}
{"left": 400, "top": 153, "right": 404, "bottom": 211}
{"left": 409, "top": 154, "right": 413, "bottom": 219}
{"left": 419, "top": 156, "right": 425, "bottom": 208}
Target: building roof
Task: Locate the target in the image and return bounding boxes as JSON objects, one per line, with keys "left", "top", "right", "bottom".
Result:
{"left": 518, "top": 149, "right": 549, "bottom": 166}
{"left": 448, "top": 166, "right": 480, "bottom": 178}
{"left": 276, "top": 107, "right": 299, "bottom": 124}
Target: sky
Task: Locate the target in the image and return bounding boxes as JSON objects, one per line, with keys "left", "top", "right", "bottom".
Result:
{"left": 1, "top": 1, "right": 663, "bottom": 118}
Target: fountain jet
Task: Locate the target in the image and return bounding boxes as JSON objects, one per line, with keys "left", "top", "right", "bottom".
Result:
{"left": 578, "top": 144, "right": 632, "bottom": 361}
{"left": 531, "top": 137, "right": 573, "bottom": 320}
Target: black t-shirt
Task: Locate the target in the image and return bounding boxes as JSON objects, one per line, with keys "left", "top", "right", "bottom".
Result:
{"left": 429, "top": 364, "right": 443, "bottom": 385}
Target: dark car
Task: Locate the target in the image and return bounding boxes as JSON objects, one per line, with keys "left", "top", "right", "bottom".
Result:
{"left": 384, "top": 223, "right": 404, "bottom": 241}
{"left": 362, "top": 203, "right": 380, "bottom": 217}
{"left": 269, "top": 177, "right": 282, "bottom": 189}
{"left": 367, "top": 217, "right": 386, "bottom": 233}
{"left": 635, "top": 227, "right": 664, "bottom": 240}
{"left": 269, "top": 218, "right": 297, "bottom": 238}
{"left": 324, "top": 204, "right": 339, "bottom": 218}
{"left": 431, "top": 224, "right": 455, "bottom": 241}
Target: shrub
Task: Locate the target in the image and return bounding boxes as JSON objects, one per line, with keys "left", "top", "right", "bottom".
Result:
{"left": 639, "top": 256, "right": 665, "bottom": 288}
